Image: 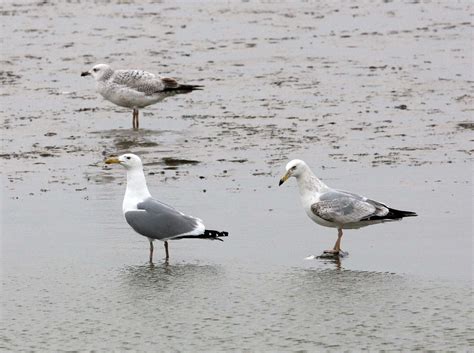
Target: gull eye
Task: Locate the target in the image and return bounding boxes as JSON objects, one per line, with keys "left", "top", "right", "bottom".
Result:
{"left": 93, "top": 68, "right": 98, "bottom": 72}
{"left": 291, "top": 166, "right": 297, "bottom": 171}
{"left": 126, "top": 156, "right": 131, "bottom": 160}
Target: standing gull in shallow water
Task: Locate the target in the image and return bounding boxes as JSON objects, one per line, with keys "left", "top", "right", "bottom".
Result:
{"left": 105, "top": 154, "right": 228, "bottom": 262}
{"left": 82, "top": 64, "right": 202, "bottom": 129}
{"left": 279, "top": 159, "right": 417, "bottom": 256}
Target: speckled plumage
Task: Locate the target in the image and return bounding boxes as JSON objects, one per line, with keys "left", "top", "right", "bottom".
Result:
{"left": 82, "top": 63, "right": 202, "bottom": 128}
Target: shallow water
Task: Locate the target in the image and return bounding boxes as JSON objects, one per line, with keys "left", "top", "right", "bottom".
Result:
{"left": 1, "top": 0, "right": 473, "bottom": 351}
{"left": 3, "top": 260, "right": 472, "bottom": 351}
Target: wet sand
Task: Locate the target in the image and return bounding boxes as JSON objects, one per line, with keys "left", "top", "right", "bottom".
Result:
{"left": 1, "top": 0, "right": 473, "bottom": 351}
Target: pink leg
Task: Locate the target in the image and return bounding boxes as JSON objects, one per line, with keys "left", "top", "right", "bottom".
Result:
{"left": 324, "top": 228, "right": 343, "bottom": 254}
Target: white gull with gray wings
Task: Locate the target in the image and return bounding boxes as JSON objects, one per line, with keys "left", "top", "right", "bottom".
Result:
{"left": 279, "top": 159, "right": 417, "bottom": 257}
{"left": 105, "top": 153, "right": 227, "bottom": 262}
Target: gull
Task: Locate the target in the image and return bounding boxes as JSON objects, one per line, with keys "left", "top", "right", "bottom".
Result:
{"left": 82, "top": 64, "right": 202, "bottom": 129}
{"left": 105, "top": 153, "right": 228, "bottom": 262}
{"left": 279, "top": 159, "right": 417, "bottom": 256}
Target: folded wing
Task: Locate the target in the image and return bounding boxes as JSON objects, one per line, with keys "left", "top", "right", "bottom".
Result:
{"left": 124, "top": 197, "right": 204, "bottom": 240}
{"left": 111, "top": 70, "right": 166, "bottom": 95}
{"left": 311, "top": 190, "right": 389, "bottom": 225}
{"left": 111, "top": 70, "right": 202, "bottom": 96}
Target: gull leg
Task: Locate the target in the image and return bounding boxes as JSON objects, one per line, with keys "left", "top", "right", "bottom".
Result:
{"left": 334, "top": 228, "right": 343, "bottom": 252}
{"left": 132, "top": 109, "right": 138, "bottom": 129}
{"left": 149, "top": 239, "right": 154, "bottom": 263}
{"left": 136, "top": 110, "right": 139, "bottom": 129}
{"left": 324, "top": 228, "right": 343, "bottom": 254}
{"left": 164, "top": 241, "right": 169, "bottom": 259}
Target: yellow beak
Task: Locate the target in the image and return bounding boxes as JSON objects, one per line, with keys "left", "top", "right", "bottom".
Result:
{"left": 279, "top": 171, "right": 291, "bottom": 186}
{"left": 105, "top": 157, "right": 120, "bottom": 164}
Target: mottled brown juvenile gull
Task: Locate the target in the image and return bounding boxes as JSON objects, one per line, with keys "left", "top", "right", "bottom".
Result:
{"left": 105, "top": 153, "right": 227, "bottom": 262}
{"left": 82, "top": 64, "right": 202, "bottom": 129}
{"left": 279, "top": 159, "right": 417, "bottom": 257}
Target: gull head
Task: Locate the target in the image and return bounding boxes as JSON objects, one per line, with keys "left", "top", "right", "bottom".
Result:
{"left": 81, "top": 63, "right": 112, "bottom": 81}
{"left": 279, "top": 159, "right": 308, "bottom": 186}
{"left": 105, "top": 153, "right": 143, "bottom": 170}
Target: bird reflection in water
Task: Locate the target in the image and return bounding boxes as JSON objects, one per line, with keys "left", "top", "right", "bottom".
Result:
{"left": 304, "top": 252, "right": 346, "bottom": 270}
{"left": 119, "top": 262, "right": 224, "bottom": 296}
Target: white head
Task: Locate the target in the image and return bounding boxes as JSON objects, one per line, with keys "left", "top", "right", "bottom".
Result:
{"left": 279, "top": 159, "right": 309, "bottom": 186}
{"left": 81, "top": 63, "right": 113, "bottom": 81}
{"left": 105, "top": 153, "right": 143, "bottom": 171}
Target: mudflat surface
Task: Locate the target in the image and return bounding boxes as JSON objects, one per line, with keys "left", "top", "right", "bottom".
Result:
{"left": 1, "top": 1, "right": 472, "bottom": 351}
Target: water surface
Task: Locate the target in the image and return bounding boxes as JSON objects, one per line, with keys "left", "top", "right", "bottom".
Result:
{"left": 1, "top": 0, "right": 472, "bottom": 351}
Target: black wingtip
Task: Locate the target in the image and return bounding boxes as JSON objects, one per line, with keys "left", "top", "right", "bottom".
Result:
{"left": 392, "top": 209, "right": 418, "bottom": 218}
{"left": 204, "top": 229, "right": 229, "bottom": 238}
{"left": 162, "top": 84, "right": 203, "bottom": 94}
{"left": 403, "top": 211, "right": 418, "bottom": 217}
{"left": 172, "top": 229, "right": 228, "bottom": 241}
{"left": 391, "top": 209, "right": 418, "bottom": 219}
{"left": 180, "top": 84, "right": 204, "bottom": 91}
{"left": 361, "top": 208, "right": 418, "bottom": 222}
{"left": 204, "top": 229, "right": 228, "bottom": 241}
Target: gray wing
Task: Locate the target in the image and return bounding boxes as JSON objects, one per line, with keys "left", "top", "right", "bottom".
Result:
{"left": 311, "top": 190, "right": 389, "bottom": 224}
{"left": 111, "top": 70, "right": 170, "bottom": 95}
{"left": 124, "top": 198, "right": 203, "bottom": 240}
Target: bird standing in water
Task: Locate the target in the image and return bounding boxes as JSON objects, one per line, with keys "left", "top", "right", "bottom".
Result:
{"left": 279, "top": 159, "right": 417, "bottom": 256}
{"left": 82, "top": 64, "right": 202, "bottom": 129}
{"left": 105, "top": 153, "right": 228, "bottom": 263}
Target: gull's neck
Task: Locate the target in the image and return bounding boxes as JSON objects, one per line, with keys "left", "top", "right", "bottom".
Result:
{"left": 296, "top": 167, "right": 328, "bottom": 197}
{"left": 97, "top": 68, "right": 114, "bottom": 82}
{"left": 123, "top": 167, "right": 151, "bottom": 212}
